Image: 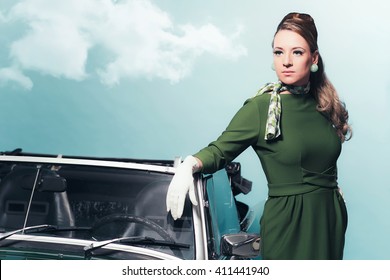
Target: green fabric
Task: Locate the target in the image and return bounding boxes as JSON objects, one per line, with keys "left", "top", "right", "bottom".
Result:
{"left": 255, "top": 81, "right": 310, "bottom": 140}
{"left": 194, "top": 93, "right": 347, "bottom": 260}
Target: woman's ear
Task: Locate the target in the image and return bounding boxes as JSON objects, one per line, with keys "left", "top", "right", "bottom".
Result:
{"left": 312, "top": 50, "right": 319, "bottom": 65}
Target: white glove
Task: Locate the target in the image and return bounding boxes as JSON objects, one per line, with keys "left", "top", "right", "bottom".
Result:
{"left": 166, "top": 155, "right": 199, "bottom": 220}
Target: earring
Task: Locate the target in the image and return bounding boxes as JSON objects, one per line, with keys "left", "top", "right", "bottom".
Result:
{"left": 271, "top": 63, "right": 275, "bottom": 71}
{"left": 310, "top": 64, "right": 318, "bottom": 73}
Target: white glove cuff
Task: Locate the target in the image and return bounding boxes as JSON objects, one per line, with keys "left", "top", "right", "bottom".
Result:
{"left": 183, "top": 155, "right": 199, "bottom": 173}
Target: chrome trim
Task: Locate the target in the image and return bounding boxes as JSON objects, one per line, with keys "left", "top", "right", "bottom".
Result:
{"left": 0, "top": 155, "right": 175, "bottom": 174}
{"left": 193, "top": 175, "right": 208, "bottom": 260}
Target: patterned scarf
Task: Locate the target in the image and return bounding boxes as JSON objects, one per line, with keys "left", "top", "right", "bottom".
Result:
{"left": 255, "top": 81, "right": 310, "bottom": 140}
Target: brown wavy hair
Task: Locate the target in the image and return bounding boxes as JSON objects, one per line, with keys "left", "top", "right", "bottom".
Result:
{"left": 275, "top": 12, "right": 352, "bottom": 142}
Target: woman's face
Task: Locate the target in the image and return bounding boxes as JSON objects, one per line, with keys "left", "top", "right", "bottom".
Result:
{"left": 273, "top": 29, "right": 318, "bottom": 86}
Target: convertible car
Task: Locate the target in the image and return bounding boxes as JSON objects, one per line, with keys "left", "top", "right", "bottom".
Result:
{"left": 0, "top": 149, "right": 260, "bottom": 260}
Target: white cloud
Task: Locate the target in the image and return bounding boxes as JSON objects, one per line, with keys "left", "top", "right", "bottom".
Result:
{"left": 10, "top": 22, "right": 90, "bottom": 80}
{"left": 0, "top": 66, "right": 33, "bottom": 90}
{"left": 1, "top": 0, "right": 247, "bottom": 88}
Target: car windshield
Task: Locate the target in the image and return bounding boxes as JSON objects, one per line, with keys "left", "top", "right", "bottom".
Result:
{"left": 0, "top": 161, "right": 194, "bottom": 260}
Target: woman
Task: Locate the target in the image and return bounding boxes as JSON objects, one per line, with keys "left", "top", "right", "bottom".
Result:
{"left": 166, "top": 12, "right": 352, "bottom": 260}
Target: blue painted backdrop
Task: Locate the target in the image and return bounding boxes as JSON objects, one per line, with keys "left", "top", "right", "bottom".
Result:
{"left": 1, "top": 0, "right": 389, "bottom": 259}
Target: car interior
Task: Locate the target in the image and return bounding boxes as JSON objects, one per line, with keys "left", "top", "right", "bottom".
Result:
{"left": 0, "top": 161, "right": 194, "bottom": 259}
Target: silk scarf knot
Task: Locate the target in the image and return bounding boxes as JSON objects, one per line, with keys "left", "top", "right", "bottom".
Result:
{"left": 255, "top": 81, "right": 310, "bottom": 140}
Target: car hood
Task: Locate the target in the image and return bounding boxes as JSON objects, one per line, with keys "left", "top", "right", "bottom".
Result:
{"left": 0, "top": 234, "right": 182, "bottom": 260}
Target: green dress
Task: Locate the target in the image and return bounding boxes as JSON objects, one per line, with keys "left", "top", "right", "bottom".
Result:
{"left": 194, "top": 93, "right": 348, "bottom": 260}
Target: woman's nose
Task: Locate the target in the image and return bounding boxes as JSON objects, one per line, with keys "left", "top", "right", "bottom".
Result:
{"left": 283, "top": 54, "right": 292, "bottom": 67}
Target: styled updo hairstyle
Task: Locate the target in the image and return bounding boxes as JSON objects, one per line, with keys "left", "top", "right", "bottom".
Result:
{"left": 275, "top": 12, "right": 352, "bottom": 142}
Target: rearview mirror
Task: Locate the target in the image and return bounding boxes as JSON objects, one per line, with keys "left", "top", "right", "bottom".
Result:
{"left": 39, "top": 175, "right": 67, "bottom": 192}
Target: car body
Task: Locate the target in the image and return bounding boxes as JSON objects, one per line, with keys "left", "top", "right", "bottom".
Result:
{"left": 0, "top": 149, "right": 260, "bottom": 260}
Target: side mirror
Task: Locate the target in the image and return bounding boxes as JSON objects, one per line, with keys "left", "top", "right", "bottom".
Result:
{"left": 221, "top": 233, "right": 260, "bottom": 258}
{"left": 225, "top": 162, "right": 252, "bottom": 195}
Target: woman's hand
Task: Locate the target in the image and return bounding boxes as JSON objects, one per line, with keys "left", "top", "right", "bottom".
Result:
{"left": 166, "top": 156, "right": 199, "bottom": 220}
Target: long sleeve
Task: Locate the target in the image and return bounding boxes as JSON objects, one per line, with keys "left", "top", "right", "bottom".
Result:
{"left": 194, "top": 98, "right": 261, "bottom": 174}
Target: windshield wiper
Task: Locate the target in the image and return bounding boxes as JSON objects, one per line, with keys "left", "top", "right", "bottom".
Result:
{"left": 0, "top": 224, "right": 56, "bottom": 242}
{"left": 84, "top": 236, "right": 190, "bottom": 259}
{"left": 0, "top": 224, "right": 92, "bottom": 242}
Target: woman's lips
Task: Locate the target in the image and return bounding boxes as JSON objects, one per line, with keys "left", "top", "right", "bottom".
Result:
{"left": 282, "top": 71, "right": 294, "bottom": 75}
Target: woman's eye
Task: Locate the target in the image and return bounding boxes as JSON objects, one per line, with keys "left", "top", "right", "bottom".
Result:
{"left": 293, "top": 50, "right": 304, "bottom": 56}
{"left": 273, "top": 50, "right": 283, "bottom": 56}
